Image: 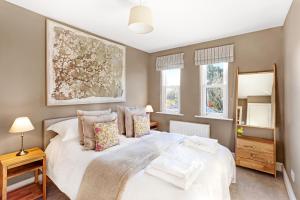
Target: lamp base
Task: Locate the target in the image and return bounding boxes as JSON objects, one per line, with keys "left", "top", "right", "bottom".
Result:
{"left": 16, "top": 132, "right": 28, "bottom": 156}
{"left": 16, "top": 149, "right": 28, "bottom": 156}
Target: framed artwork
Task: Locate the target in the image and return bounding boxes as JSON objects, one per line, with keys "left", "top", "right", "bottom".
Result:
{"left": 46, "top": 20, "right": 126, "bottom": 106}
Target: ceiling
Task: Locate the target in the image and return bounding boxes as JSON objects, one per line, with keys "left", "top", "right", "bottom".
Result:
{"left": 6, "top": 0, "right": 293, "bottom": 53}
{"left": 238, "top": 73, "right": 274, "bottom": 99}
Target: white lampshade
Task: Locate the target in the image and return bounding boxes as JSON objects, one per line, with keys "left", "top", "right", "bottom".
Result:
{"left": 128, "top": 5, "right": 153, "bottom": 34}
{"left": 145, "top": 105, "right": 154, "bottom": 113}
{"left": 9, "top": 117, "right": 35, "bottom": 133}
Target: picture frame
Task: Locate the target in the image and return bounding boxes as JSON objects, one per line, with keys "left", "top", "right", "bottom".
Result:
{"left": 46, "top": 20, "right": 126, "bottom": 106}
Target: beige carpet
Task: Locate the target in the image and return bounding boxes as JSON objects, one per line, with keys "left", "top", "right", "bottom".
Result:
{"left": 230, "top": 167, "right": 289, "bottom": 200}
{"left": 43, "top": 167, "right": 289, "bottom": 200}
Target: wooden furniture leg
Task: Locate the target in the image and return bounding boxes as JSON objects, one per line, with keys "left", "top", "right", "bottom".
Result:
{"left": 34, "top": 169, "right": 39, "bottom": 183}
{"left": 1, "top": 166, "right": 7, "bottom": 200}
{"left": 42, "top": 158, "right": 47, "bottom": 200}
{"left": 0, "top": 166, "right": 2, "bottom": 199}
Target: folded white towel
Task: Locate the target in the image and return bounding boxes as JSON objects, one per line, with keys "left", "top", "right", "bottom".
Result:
{"left": 150, "top": 152, "right": 201, "bottom": 179}
{"left": 152, "top": 144, "right": 203, "bottom": 177}
{"left": 185, "top": 136, "right": 218, "bottom": 145}
{"left": 145, "top": 144, "right": 203, "bottom": 190}
{"left": 184, "top": 141, "right": 218, "bottom": 154}
{"left": 146, "top": 165, "right": 201, "bottom": 190}
{"left": 183, "top": 136, "right": 218, "bottom": 154}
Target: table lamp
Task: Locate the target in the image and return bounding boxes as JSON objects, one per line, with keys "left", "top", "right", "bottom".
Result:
{"left": 145, "top": 105, "right": 154, "bottom": 121}
{"left": 145, "top": 105, "right": 154, "bottom": 114}
{"left": 9, "top": 117, "right": 35, "bottom": 156}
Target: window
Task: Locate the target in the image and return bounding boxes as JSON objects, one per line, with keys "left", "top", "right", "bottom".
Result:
{"left": 161, "top": 68, "right": 181, "bottom": 114}
{"left": 200, "top": 62, "right": 228, "bottom": 118}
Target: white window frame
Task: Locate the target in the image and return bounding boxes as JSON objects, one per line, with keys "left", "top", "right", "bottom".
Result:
{"left": 160, "top": 69, "right": 181, "bottom": 114}
{"left": 200, "top": 63, "right": 228, "bottom": 118}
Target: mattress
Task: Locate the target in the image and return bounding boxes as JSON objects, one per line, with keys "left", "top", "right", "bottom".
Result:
{"left": 45, "top": 131, "right": 236, "bottom": 200}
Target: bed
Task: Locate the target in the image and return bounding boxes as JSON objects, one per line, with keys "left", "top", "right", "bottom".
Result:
{"left": 43, "top": 117, "right": 236, "bottom": 200}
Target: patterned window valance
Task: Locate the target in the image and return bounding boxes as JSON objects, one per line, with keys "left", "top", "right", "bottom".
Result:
{"left": 195, "top": 44, "right": 234, "bottom": 66}
{"left": 156, "top": 53, "right": 184, "bottom": 71}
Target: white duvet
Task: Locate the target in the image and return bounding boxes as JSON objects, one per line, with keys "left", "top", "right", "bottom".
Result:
{"left": 45, "top": 131, "right": 236, "bottom": 200}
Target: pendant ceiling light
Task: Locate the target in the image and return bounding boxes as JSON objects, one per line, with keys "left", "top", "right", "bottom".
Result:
{"left": 128, "top": 1, "right": 153, "bottom": 34}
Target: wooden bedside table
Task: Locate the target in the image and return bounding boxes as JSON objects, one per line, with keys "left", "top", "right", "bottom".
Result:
{"left": 150, "top": 121, "right": 159, "bottom": 130}
{"left": 0, "top": 147, "right": 46, "bottom": 200}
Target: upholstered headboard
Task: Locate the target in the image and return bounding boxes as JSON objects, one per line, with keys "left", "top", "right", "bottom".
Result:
{"left": 43, "top": 116, "right": 76, "bottom": 150}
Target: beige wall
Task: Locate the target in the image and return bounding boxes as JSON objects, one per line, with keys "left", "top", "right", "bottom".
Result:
{"left": 0, "top": 0, "right": 288, "bottom": 169}
{"left": 0, "top": 1, "right": 149, "bottom": 155}
{"left": 283, "top": 0, "right": 300, "bottom": 198}
{"left": 148, "top": 27, "right": 284, "bottom": 161}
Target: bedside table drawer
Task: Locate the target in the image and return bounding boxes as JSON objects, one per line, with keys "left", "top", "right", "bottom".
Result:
{"left": 237, "top": 137, "right": 274, "bottom": 153}
{"left": 236, "top": 156, "right": 275, "bottom": 174}
{"left": 236, "top": 148, "right": 274, "bottom": 164}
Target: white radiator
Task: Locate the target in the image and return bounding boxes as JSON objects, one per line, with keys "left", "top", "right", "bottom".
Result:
{"left": 169, "top": 120, "right": 210, "bottom": 138}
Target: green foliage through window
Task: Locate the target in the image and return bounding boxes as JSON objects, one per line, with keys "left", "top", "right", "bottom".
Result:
{"left": 206, "top": 64, "right": 223, "bottom": 85}
{"left": 202, "top": 62, "right": 228, "bottom": 117}
{"left": 206, "top": 88, "right": 223, "bottom": 113}
{"left": 162, "top": 69, "right": 181, "bottom": 113}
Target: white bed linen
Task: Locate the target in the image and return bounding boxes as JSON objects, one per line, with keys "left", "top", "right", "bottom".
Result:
{"left": 45, "top": 131, "right": 236, "bottom": 200}
{"left": 147, "top": 144, "right": 203, "bottom": 179}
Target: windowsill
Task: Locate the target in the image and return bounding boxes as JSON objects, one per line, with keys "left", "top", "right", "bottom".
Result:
{"left": 194, "top": 115, "right": 233, "bottom": 121}
{"left": 156, "top": 112, "right": 184, "bottom": 116}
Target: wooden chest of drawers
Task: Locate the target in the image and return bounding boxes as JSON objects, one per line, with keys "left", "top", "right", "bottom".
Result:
{"left": 236, "top": 136, "right": 276, "bottom": 176}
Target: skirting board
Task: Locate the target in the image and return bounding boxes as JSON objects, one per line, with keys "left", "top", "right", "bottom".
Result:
{"left": 7, "top": 175, "right": 42, "bottom": 192}
{"left": 277, "top": 162, "right": 283, "bottom": 172}
{"left": 283, "top": 166, "right": 297, "bottom": 200}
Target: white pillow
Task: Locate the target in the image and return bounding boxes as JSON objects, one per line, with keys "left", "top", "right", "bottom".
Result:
{"left": 47, "top": 118, "right": 79, "bottom": 142}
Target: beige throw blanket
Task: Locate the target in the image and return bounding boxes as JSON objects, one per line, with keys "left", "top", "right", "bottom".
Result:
{"left": 77, "top": 134, "right": 182, "bottom": 200}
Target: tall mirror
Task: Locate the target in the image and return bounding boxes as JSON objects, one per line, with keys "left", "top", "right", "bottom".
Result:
{"left": 237, "top": 72, "right": 275, "bottom": 129}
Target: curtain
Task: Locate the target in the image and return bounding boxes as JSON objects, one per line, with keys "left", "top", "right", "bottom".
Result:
{"left": 195, "top": 44, "right": 234, "bottom": 65}
{"left": 156, "top": 53, "right": 184, "bottom": 71}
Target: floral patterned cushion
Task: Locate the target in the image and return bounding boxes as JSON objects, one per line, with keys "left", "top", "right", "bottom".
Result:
{"left": 77, "top": 109, "right": 111, "bottom": 145}
{"left": 133, "top": 114, "right": 150, "bottom": 137}
{"left": 94, "top": 119, "right": 120, "bottom": 151}
{"left": 81, "top": 113, "right": 117, "bottom": 150}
